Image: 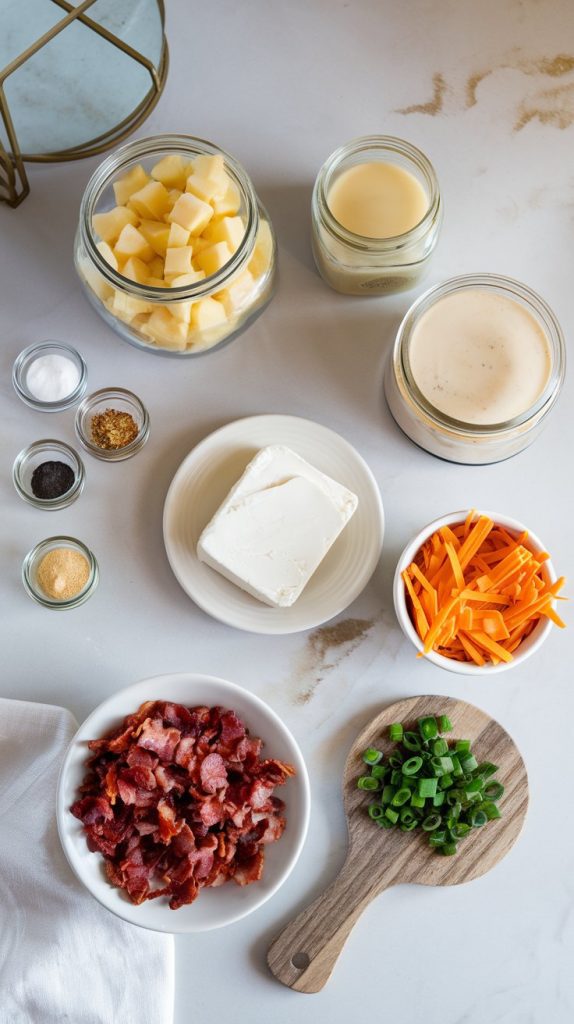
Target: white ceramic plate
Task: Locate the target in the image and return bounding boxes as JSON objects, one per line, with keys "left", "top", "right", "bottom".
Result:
{"left": 163, "top": 414, "right": 384, "bottom": 634}
{"left": 56, "top": 673, "right": 310, "bottom": 933}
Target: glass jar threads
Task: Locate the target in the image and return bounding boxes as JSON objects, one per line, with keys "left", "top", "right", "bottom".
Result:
{"left": 384, "top": 274, "right": 566, "bottom": 465}
{"left": 74, "top": 135, "right": 276, "bottom": 356}
{"left": 311, "top": 135, "right": 442, "bottom": 296}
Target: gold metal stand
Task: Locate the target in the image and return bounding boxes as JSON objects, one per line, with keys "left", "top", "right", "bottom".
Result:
{"left": 0, "top": 0, "right": 168, "bottom": 207}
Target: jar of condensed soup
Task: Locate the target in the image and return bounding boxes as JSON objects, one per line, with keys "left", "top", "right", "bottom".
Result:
{"left": 384, "top": 274, "right": 566, "bottom": 465}
{"left": 311, "top": 136, "right": 442, "bottom": 296}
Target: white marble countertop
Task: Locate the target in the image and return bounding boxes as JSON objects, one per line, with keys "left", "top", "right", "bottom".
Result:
{"left": 2, "top": 1, "right": 574, "bottom": 1021}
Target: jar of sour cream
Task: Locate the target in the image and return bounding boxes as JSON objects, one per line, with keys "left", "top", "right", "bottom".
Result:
{"left": 74, "top": 135, "right": 276, "bottom": 356}
{"left": 311, "top": 136, "right": 442, "bottom": 296}
{"left": 384, "top": 274, "right": 566, "bottom": 465}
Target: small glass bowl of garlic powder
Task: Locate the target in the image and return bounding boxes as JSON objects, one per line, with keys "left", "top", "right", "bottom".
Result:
{"left": 13, "top": 342, "right": 87, "bottom": 412}
{"left": 23, "top": 536, "right": 99, "bottom": 609}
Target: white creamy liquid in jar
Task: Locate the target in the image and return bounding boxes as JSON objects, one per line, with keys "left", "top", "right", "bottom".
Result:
{"left": 408, "top": 289, "right": 552, "bottom": 425}
{"left": 327, "top": 161, "right": 429, "bottom": 238}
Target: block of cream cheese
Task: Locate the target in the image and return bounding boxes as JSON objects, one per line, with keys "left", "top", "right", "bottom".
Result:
{"left": 197, "top": 445, "right": 359, "bottom": 607}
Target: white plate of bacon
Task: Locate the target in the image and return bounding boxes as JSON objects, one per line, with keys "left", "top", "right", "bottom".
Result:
{"left": 57, "top": 673, "right": 310, "bottom": 932}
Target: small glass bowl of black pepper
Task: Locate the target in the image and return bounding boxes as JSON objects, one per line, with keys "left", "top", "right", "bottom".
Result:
{"left": 13, "top": 440, "right": 85, "bottom": 510}
{"left": 75, "top": 387, "right": 150, "bottom": 461}
{"left": 22, "top": 536, "right": 99, "bottom": 609}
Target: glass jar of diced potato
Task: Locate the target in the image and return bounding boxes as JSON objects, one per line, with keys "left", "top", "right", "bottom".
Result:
{"left": 74, "top": 135, "right": 276, "bottom": 355}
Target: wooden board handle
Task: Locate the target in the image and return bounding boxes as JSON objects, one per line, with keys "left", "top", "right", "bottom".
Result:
{"left": 267, "top": 853, "right": 392, "bottom": 993}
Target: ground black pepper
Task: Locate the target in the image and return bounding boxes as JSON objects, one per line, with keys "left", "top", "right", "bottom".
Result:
{"left": 31, "top": 460, "right": 75, "bottom": 500}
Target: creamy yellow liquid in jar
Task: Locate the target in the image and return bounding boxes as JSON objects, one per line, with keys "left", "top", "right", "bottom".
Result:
{"left": 408, "top": 289, "right": 552, "bottom": 425}
{"left": 327, "top": 161, "right": 429, "bottom": 238}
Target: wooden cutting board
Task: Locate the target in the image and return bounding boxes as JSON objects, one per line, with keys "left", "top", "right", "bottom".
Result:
{"left": 267, "top": 694, "right": 528, "bottom": 993}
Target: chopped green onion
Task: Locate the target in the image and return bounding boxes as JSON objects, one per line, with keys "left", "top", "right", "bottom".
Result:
{"left": 357, "top": 775, "right": 380, "bottom": 791}
{"left": 484, "top": 781, "right": 505, "bottom": 800}
{"left": 358, "top": 713, "right": 504, "bottom": 857}
{"left": 418, "top": 716, "right": 438, "bottom": 741}
{"left": 402, "top": 731, "right": 422, "bottom": 751}
{"left": 441, "top": 842, "right": 458, "bottom": 856}
{"left": 459, "top": 753, "right": 478, "bottom": 773}
{"left": 432, "top": 738, "right": 448, "bottom": 757}
{"left": 451, "top": 821, "right": 471, "bottom": 838}
{"left": 402, "top": 756, "right": 423, "bottom": 776}
{"left": 478, "top": 801, "right": 501, "bottom": 820}
{"left": 422, "top": 813, "right": 442, "bottom": 831}
{"left": 391, "top": 787, "right": 412, "bottom": 807}
{"left": 363, "top": 747, "right": 383, "bottom": 766}
{"left": 417, "top": 777, "right": 437, "bottom": 798}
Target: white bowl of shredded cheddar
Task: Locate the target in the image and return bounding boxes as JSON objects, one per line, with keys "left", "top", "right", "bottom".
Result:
{"left": 393, "top": 509, "right": 565, "bottom": 676}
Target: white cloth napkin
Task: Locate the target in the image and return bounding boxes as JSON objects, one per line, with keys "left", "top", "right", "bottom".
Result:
{"left": 0, "top": 698, "right": 174, "bottom": 1024}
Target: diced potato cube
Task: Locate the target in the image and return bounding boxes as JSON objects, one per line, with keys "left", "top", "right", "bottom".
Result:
{"left": 169, "top": 270, "right": 206, "bottom": 287}
{"left": 147, "top": 277, "right": 168, "bottom": 288}
{"left": 216, "top": 269, "right": 255, "bottom": 316}
{"left": 114, "top": 224, "right": 154, "bottom": 262}
{"left": 168, "top": 270, "right": 206, "bottom": 323}
{"left": 112, "top": 289, "right": 153, "bottom": 321}
{"left": 139, "top": 219, "right": 171, "bottom": 256}
{"left": 128, "top": 181, "right": 170, "bottom": 220}
{"left": 151, "top": 154, "right": 188, "bottom": 190}
{"left": 121, "top": 256, "right": 150, "bottom": 284}
{"left": 164, "top": 246, "right": 194, "bottom": 279}
{"left": 92, "top": 206, "right": 138, "bottom": 245}
{"left": 185, "top": 173, "right": 225, "bottom": 204}
{"left": 194, "top": 241, "right": 232, "bottom": 278}
{"left": 191, "top": 297, "right": 227, "bottom": 331}
{"left": 141, "top": 308, "right": 189, "bottom": 350}
{"left": 168, "top": 192, "right": 213, "bottom": 235}
{"left": 113, "top": 163, "right": 149, "bottom": 206}
{"left": 80, "top": 257, "right": 113, "bottom": 302}
{"left": 96, "top": 240, "right": 119, "bottom": 271}
{"left": 248, "top": 220, "right": 273, "bottom": 279}
{"left": 168, "top": 222, "right": 191, "bottom": 247}
{"left": 148, "top": 256, "right": 165, "bottom": 279}
{"left": 192, "top": 154, "right": 228, "bottom": 195}
{"left": 212, "top": 180, "right": 241, "bottom": 216}
{"left": 205, "top": 215, "right": 246, "bottom": 252}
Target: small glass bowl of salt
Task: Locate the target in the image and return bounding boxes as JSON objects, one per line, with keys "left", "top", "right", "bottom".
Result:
{"left": 12, "top": 342, "right": 87, "bottom": 412}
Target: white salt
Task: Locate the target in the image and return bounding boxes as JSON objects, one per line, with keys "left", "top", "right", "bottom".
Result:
{"left": 26, "top": 354, "right": 81, "bottom": 402}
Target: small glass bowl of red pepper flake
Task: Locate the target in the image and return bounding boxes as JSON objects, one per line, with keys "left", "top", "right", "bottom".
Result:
{"left": 75, "top": 387, "right": 150, "bottom": 461}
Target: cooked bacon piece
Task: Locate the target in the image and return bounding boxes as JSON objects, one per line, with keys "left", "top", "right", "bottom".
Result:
{"left": 71, "top": 701, "right": 294, "bottom": 909}
{"left": 232, "top": 849, "right": 264, "bottom": 886}
{"left": 200, "top": 752, "right": 227, "bottom": 794}
{"left": 137, "top": 718, "right": 181, "bottom": 761}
